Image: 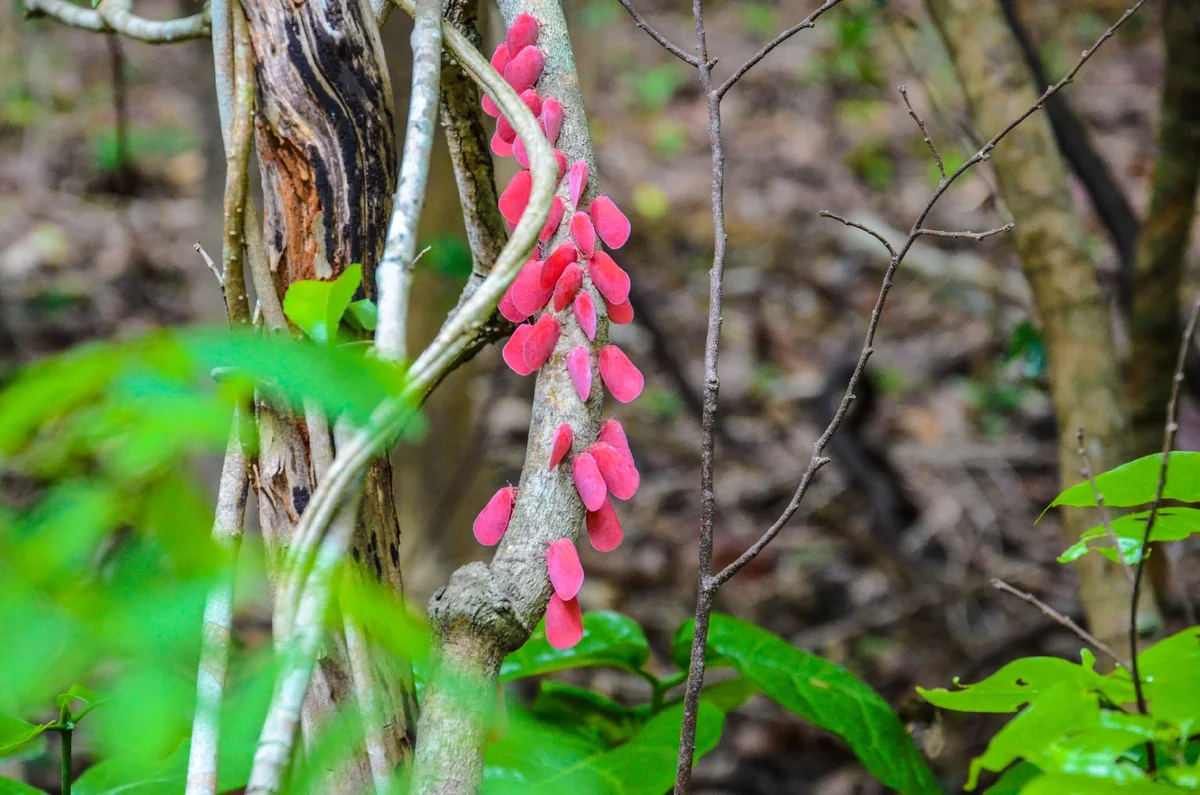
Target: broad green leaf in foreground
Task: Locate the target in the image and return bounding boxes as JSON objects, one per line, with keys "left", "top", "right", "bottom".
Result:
{"left": 0, "top": 714, "right": 52, "bottom": 759}
{"left": 0, "top": 777, "right": 46, "bottom": 795}
{"left": 501, "top": 612, "right": 651, "bottom": 682}
{"left": 282, "top": 263, "right": 364, "bottom": 346}
{"left": 675, "top": 613, "right": 939, "bottom": 794}
{"left": 1021, "top": 773, "right": 1179, "bottom": 795}
{"left": 918, "top": 654, "right": 1122, "bottom": 714}
{"left": 1047, "top": 452, "right": 1200, "bottom": 512}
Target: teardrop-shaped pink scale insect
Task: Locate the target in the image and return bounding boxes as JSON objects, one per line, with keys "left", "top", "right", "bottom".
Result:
{"left": 546, "top": 538, "right": 584, "bottom": 600}
{"left": 482, "top": 44, "right": 510, "bottom": 118}
{"left": 573, "top": 292, "right": 597, "bottom": 341}
{"left": 498, "top": 285, "right": 529, "bottom": 323}
{"left": 588, "top": 250, "right": 630, "bottom": 305}
{"left": 473, "top": 485, "right": 516, "bottom": 545}
{"left": 590, "top": 195, "right": 632, "bottom": 249}
{"left": 586, "top": 498, "right": 624, "bottom": 552}
{"left": 598, "top": 418, "right": 633, "bottom": 464}
{"left": 548, "top": 422, "right": 574, "bottom": 471}
{"left": 540, "top": 241, "right": 578, "bottom": 291}
{"left": 523, "top": 314, "right": 561, "bottom": 370}
{"left": 553, "top": 262, "right": 583, "bottom": 312}
{"left": 570, "top": 212, "right": 596, "bottom": 257}
{"left": 567, "top": 345, "right": 592, "bottom": 402}
{"left": 605, "top": 297, "right": 634, "bottom": 325}
{"left": 513, "top": 136, "right": 529, "bottom": 169}
{"left": 506, "top": 13, "right": 540, "bottom": 56}
{"left": 540, "top": 98, "right": 564, "bottom": 146}
{"left": 502, "top": 324, "right": 536, "bottom": 376}
{"left": 482, "top": 95, "right": 501, "bottom": 117}
{"left": 504, "top": 46, "right": 545, "bottom": 93}
{"left": 572, "top": 451, "right": 606, "bottom": 511}
{"left": 540, "top": 196, "right": 565, "bottom": 244}
{"left": 499, "top": 170, "right": 532, "bottom": 225}
{"left": 590, "top": 441, "right": 640, "bottom": 500}
{"left": 568, "top": 160, "right": 589, "bottom": 208}
{"left": 496, "top": 114, "right": 518, "bottom": 144}
{"left": 511, "top": 259, "right": 552, "bottom": 316}
{"left": 545, "top": 593, "right": 584, "bottom": 649}
{"left": 599, "top": 345, "right": 644, "bottom": 403}
{"left": 554, "top": 149, "right": 568, "bottom": 181}
{"left": 490, "top": 129, "right": 514, "bottom": 158}
{"left": 519, "top": 87, "right": 543, "bottom": 118}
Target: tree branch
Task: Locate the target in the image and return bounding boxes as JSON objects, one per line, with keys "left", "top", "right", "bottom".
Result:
{"left": 992, "top": 578, "right": 1129, "bottom": 668}
{"left": 613, "top": 0, "right": 700, "bottom": 66}
{"left": 376, "top": 0, "right": 443, "bottom": 361}
{"left": 25, "top": 0, "right": 211, "bottom": 42}
{"left": 715, "top": 0, "right": 843, "bottom": 98}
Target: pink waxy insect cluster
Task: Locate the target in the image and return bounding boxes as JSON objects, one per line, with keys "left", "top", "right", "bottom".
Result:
{"left": 471, "top": 13, "right": 644, "bottom": 651}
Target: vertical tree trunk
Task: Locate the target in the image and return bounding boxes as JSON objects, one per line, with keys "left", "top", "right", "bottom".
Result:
{"left": 240, "top": 0, "right": 416, "bottom": 786}
{"left": 925, "top": 0, "right": 1143, "bottom": 655}
{"left": 1127, "top": 0, "right": 1200, "bottom": 458}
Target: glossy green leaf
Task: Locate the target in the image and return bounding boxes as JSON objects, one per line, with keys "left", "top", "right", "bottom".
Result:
{"left": 0, "top": 777, "right": 47, "bottom": 795}
{"left": 0, "top": 715, "right": 52, "bottom": 759}
{"left": 699, "top": 676, "right": 759, "bottom": 714}
{"left": 531, "top": 681, "right": 642, "bottom": 747}
{"left": 1136, "top": 628, "right": 1200, "bottom": 733}
{"left": 918, "top": 655, "right": 1112, "bottom": 714}
{"left": 486, "top": 702, "right": 723, "bottom": 795}
{"left": 1059, "top": 508, "right": 1200, "bottom": 564}
{"left": 966, "top": 684, "right": 1100, "bottom": 790}
{"left": 282, "top": 263, "right": 363, "bottom": 346}
{"left": 345, "top": 299, "right": 378, "bottom": 332}
{"left": 675, "top": 614, "right": 939, "bottom": 794}
{"left": 1047, "top": 452, "right": 1200, "bottom": 512}
{"left": 1020, "top": 774, "right": 1178, "bottom": 794}
{"left": 501, "top": 612, "right": 651, "bottom": 682}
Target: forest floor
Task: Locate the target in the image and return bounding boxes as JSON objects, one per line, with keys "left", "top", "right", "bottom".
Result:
{"left": 2, "top": 0, "right": 1198, "bottom": 792}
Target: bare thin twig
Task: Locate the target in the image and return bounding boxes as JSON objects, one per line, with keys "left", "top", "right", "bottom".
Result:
{"left": 613, "top": 0, "right": 700, "bottom": 66}
{"left": 1127, "top": 297, "right": 1200, "bottom": 775}
{"left": 715, "top": 0, "right": 843, "bottom": 98}
{"left": 25, "top": 0, "right": 211, "bottom": 41}
{"left": 914, "top": 223, "right": 1015, "bottom": 241}
{"left": 992, "top": 578, "right": 1129, "bottom": 668}
{"left": 668, "top": 0, "right": 1146, "bottom": 788}
{"left": 819, "top": 211, "right": 897, "bottom": 259}
{"left": 376, "top": 0, "right": 443, "bottom": 361}
{"left": 900, "top": 84, "right": 945, "bottom": 180}
{"left": 1076, "top": 427, "right": 1134, "bottom": 584}
{"left": 195, "top": 243, "right": 221, "bottom": 285}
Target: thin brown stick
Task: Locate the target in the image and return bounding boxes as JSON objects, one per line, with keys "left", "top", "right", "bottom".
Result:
{"left": 819, "top": 211, "right": 897, "bottom": 258}
{"left": 915, "top": 224, "right": 1014, "bottom": 240}
{"left": 1076, "top": 427, "right": 1134, "bottom": 584}
{"left": 715, "top": 0, "right": 843, "bottom": 98}
{"left": 664, "top": 2, "right": 1147, "bottom": 789}
{"left": 900, "top": 84, "right": 945, "bottom": 180}
{"left": 1128, "top": 297, "right": 1200, "bottom": 775}
{"left": 613, "top": 0, "right": 700, "bottom": 66}
{"left": 992, "top": 578, "right": 1129, "bottom": 668}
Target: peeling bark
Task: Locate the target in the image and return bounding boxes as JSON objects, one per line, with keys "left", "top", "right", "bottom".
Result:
{"left": 240, "top": 0, "right": 415, "bottom": 786}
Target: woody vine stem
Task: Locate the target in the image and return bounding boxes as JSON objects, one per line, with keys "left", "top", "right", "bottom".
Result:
{"left": 611, "top": 0, "right": 1148, "bottom": 789}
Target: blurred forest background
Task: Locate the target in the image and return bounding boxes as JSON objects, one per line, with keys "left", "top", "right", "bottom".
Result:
{"left": 2, "top": 0, "right": 1196, "bottom": 791}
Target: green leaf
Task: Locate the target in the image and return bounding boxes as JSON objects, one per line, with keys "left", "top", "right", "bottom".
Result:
{"left": 501, "top": 612, "right": 651, "bottom": 682}
{"left": 0, "top": 777, "right": 48, "bottom": 794}
{"left": 531, "top": 682, "right": 642, "bottom": 747}
{"left": 1020, "top": 774, "right": 1179, "bottom": 794}
{"left": 1058, "top": 508, "right": 1200, "bottom": 564}
{"left": 345, "top": 299, "right": 378, "bottom": 332}
{"left": 1047, "top": 452, "right": 1200, "bottom": 512}
{"left": 486, "top": 702, "right": 723, "bottom": 795}
{"left": 966, "top": 684, "right": 1100, "bottom": 790}
{"left": 983, "top": 762, "right": 1041, "bottom": 795}
{"left": 675, "top": 614, "right": 939, "bottom": 794}
{"left": 0, "top": 714, "right": 52, "bottom": 760}
{"left": 1136, "top": 627, "right": 1200, "bottom": 733}
{"left": 918, "top": 655, "right": 1112, "bottom": 714}
{"left": 699, "top": 676, "right": 759, "bottom": 714}
{"left": 282, "top": 264, "right": 364, "bottom": 345}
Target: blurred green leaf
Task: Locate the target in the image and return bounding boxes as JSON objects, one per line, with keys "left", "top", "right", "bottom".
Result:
{"left": 1007, "top": 320, "right": 1046, "bottom": 379}
{"left": 1047, "top": 452, "right": 1200, "bottom": 512}
{"left": 283, "top": 264, "right": 364, "bottom": 346}
{"left": 677, "top": 613, "right": 940, "bottom": 794}
{"left": 983, "top": 761, "right": 1041, "bottom": 794}
{"left": 531, "top": 682, "right": 642, "bottom": 747}
{"left": 1020, "top": 773, "right": 1177, "bottom": 794}
{"left": 634, "top": 66, "right": 685, "bottom": 112}
{"left": 1058, "top": 508, "right": 1200, "bottom": 565}
{"left": 0, "top": 777, "right": 48, "bottom": 794}
{"left": 501, "top": 612, "right": 650, "bottom": 681}
{"left": 0, "top": 714, "right": 52, "bottom": 759}
{"left": 346, "top": 299, "right": 379, "bottom": 332}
